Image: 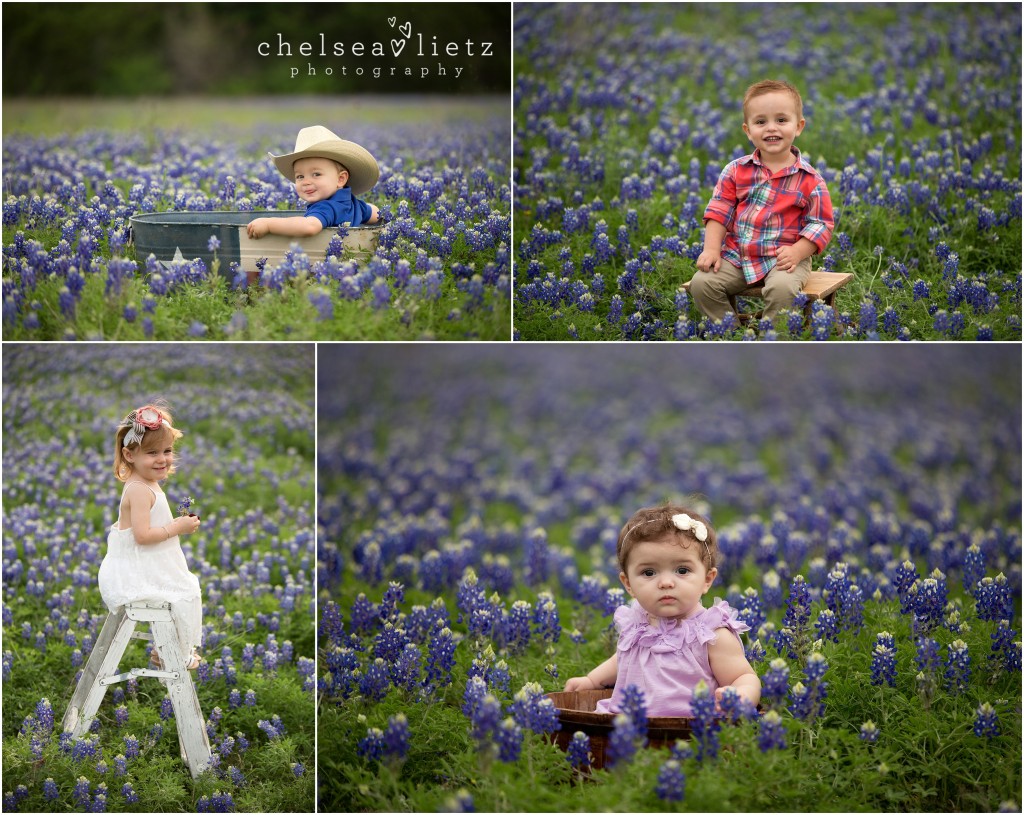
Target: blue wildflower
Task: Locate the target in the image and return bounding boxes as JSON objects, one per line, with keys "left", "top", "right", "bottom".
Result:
{"left": 859, "top": 721, "right": 880, "bottom": 743}
{"left": 973, "top": 703, "right": 1000, "bottom": 738}
{"left": 762, "top": 658, "right": 790, "bottom": 708}
{"left": 496, "top": 718, "right": 523, "bottom": 763}
{"left": 606, "top": 713, "right": 641, "bottom": 767}
{"left": 566, "top": 731, "right": 591, "bottom": 770}
{"left": 690, "top": 681, "right": 720, "bottom": 762}
{"left": 655, "top": 759, "right": 686, "bottom": 801}
{"left": 944, "top": 639, "right": 971, "bottom": 695}
{"left": 758, "top": 710, "right": 787, "bottom": 752}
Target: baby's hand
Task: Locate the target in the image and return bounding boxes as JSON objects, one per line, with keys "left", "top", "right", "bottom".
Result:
{"left": 564, "top": 675, "right": 598, "bottom": 693}
{"left": 246, "top": 218, "right": 271, "bottom": 239}
{"left": 696, "top": 249, "right": 722, "bottom": 274}
{"left": 177, "top": 514, "right": 201, "bottom": 535}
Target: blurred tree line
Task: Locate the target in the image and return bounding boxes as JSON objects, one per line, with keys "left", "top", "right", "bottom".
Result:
{"left": 2, "top": 2, "right": 509, "bottom": 95}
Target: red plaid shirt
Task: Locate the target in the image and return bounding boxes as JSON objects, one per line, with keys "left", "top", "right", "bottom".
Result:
{"left": 704, "top": 147, "right": 834, "bottom": 284}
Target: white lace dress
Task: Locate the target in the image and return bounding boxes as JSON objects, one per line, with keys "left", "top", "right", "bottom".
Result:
{"left": 98, "top": 482, "right": 202, "bottom": 657}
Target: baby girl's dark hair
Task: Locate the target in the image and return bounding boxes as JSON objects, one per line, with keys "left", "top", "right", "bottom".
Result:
{"left": 617, "top": 503, "right": 718, "bottom": 574}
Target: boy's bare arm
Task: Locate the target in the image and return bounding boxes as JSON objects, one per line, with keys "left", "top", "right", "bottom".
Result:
{"left": 696, "top": 220, "right": 728, "bottom": 273}
{"left": 246, "top": 216, "right": 323, "bottom": 239}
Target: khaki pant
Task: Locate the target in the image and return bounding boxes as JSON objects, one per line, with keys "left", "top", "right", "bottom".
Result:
{"left": 690, "top": 257, "right": 813, "bottom": 322}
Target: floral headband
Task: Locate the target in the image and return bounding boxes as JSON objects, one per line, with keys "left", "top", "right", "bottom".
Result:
{"left": 623, "top": 513, "right": 711, "bottom": 558}
{"left": 120, "top": 405, "right": 170, "bottom": 447}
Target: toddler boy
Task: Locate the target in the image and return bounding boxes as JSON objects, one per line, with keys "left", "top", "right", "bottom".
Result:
{"left": 247, "top": 125, "right": 380, "bottom": 239}
{"left": 690, "top": 80, "right": 834, "bottom": 322}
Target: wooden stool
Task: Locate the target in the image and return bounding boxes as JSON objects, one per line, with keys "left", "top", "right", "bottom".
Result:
{"left": 62, "top": 602, "right": 211, "bottom": 779}
{"left": 683, "top": 271, "right": 854, "bottom": 323}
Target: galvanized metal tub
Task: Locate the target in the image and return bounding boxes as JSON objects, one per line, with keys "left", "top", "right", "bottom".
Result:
{"left": 546, "top": 689, "right": 694, "bottom": 770}
{"left": 129, "top": 211, "right": 381, "bottom": 275}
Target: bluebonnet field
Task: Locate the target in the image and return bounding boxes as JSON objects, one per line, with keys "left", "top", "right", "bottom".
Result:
{"left": 318, "top": 345, "right": 1021, "bottom": 811}
{"left": 2, "top": 345, "right": 315, "bottom": 812}
{"left": 2, "top": 98, "right": 510, "bottom": 340}
{"left": 513, "top": 3, "right": 1022, "bottom": 340}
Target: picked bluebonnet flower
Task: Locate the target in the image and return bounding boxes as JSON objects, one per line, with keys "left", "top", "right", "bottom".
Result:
{"left": 656, "top": 759, "right": 686, "bottom": 801}
{"left": 973, "top": 703, "right": 1000, "bottom": 738}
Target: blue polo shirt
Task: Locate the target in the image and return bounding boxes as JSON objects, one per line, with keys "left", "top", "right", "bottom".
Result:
{"left": 304, "top": 188, "right": 374, "bottom": 228}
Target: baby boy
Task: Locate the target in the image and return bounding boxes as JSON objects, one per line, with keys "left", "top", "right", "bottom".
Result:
{"left": 246, "top": 125, "right": 380, "bottom": 239}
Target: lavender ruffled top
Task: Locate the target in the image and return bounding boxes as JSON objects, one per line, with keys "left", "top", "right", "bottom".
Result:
{"left": 595, "top": 597, "right": 749, "bottom": 717}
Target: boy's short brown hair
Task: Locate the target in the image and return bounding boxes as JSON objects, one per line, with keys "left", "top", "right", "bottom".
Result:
{"left": 743, "top": 79, "right": 803, "bottom": 122}
{"left": 616, "top": 503, "right": 719, "bottom": 573}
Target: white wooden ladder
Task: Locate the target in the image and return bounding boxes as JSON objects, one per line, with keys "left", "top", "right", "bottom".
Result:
{"left": 61, "top": 602, "right": 211, "bottom": 779}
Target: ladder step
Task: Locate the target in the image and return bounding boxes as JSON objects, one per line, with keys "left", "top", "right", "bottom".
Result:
{"left": 100, "top": 667, "right": 180, "bottom": 685}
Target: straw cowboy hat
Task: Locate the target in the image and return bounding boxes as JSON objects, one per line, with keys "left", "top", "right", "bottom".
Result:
{"left": 269, "top": 125, "right": 380, "bottom": 195}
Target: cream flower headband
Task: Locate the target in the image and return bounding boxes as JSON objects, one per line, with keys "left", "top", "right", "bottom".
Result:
{"left": 622, "top": 512, "right": 711, "bottom": 558}
{"left": 120, "top": 405, "right": 170, "bottom": 447}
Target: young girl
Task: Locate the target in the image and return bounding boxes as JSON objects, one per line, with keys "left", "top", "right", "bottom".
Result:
{"left": 97, "top": 405, "right": 203, "bottom": 669}
{"left": 565, "top": 504, "right": 761, "bottom": 717}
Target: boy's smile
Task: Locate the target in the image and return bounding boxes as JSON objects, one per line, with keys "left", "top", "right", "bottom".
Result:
{"left": 743, "top": 90, "right": 805, "bottom": 168}
{"left": 292, "top": 156, "right": 348, "bottom": 203}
